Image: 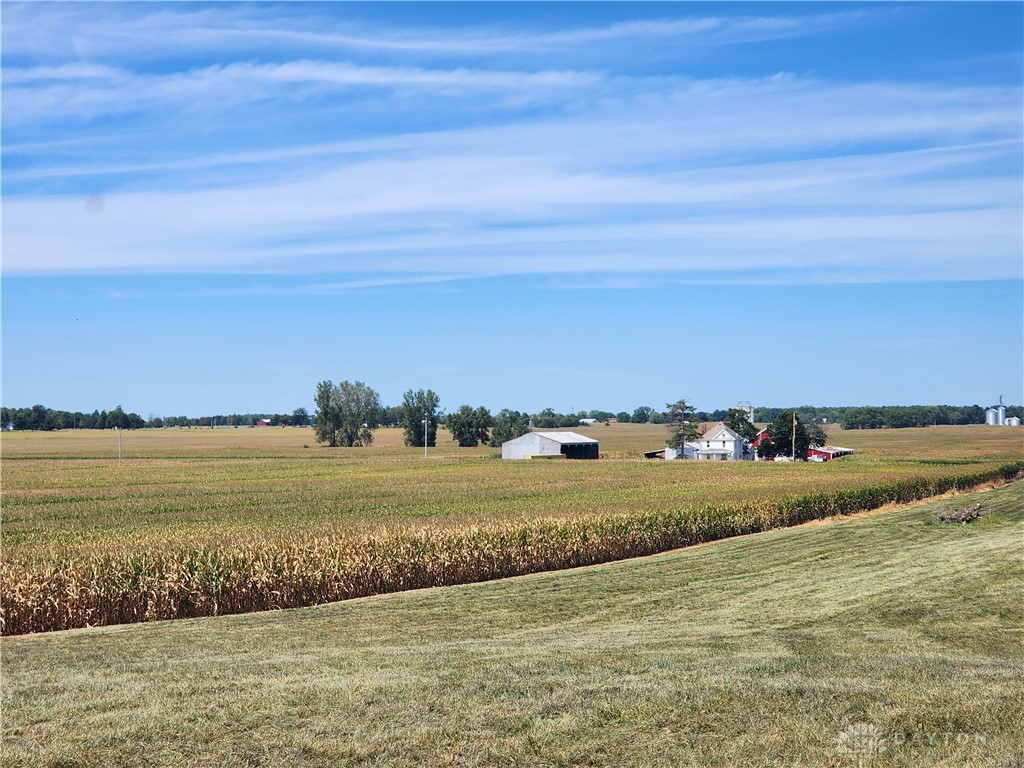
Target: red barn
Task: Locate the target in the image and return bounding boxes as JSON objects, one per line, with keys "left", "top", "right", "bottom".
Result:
{"left": 750, "top": 428, "right": 769, "bottom": 449}
{"left": 807, "top": 445, "right": 855, "bottom": 462}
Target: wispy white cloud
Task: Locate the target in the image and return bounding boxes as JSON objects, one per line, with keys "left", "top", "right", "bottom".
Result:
{"left": 3, "top": 4, "right": 1020, "bottom": 288}
{"left": 6, "top": 68, "right": 1019, "bottom": 179}
{"left": 5, "top": 133, "right": 1020, "bottom": 283}
{"left": 1, "top": 4, "right": 869, "bottom": 60}
{"left": 3, "top": 58, "right": 600, "bottom": 126}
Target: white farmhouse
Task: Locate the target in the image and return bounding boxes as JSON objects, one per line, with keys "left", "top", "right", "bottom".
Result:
{"left": 695, "top": 423, "right": 750, "bottom": 461}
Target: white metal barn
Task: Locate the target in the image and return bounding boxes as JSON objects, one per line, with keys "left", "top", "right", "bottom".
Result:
{"left": 501, "top": 431, "right": 600, "bottom": 460}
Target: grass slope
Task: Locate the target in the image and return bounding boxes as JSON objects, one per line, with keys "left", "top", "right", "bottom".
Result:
{"left": 3, "top": 483, "right": 1022, "bottom": 767}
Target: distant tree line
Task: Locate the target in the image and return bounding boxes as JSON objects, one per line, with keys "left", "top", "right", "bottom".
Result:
{"left": 835, "top": 405, "right": 1018, "bottom": 430}
{"left": 751, "top": 405, "right": 1021, "bottom": 430}
{"left": 0, "top": 405, "right": 313, "bottom": 431}
{"left": 1, "top": 405, "right": 145, "bottom": 431}
{"left": 8, "top": 398, "right": 1019, "bottom": 437}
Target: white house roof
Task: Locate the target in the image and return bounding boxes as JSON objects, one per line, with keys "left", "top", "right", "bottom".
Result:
{"left": 532, "top": 431, "right": 599, "bottom": 444}
{"left": 700, "top": 423, "right": 742, "bottom": 441}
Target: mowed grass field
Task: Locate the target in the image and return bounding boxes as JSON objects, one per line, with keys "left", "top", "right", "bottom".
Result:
{"left": 2, "top": 424, "right": 1020, "bottom": 557}
{"left": 2, "top": 481, "right": 1021, "bottom": 767}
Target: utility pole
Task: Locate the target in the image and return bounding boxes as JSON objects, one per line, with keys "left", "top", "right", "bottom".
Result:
{"left": 118, "top": 427, "right": 122, "bottom": 461}
{"left": 791, "top": 411, "right": 796, "bottom": 462}
{"left": 423, "top": 417, "right": 428, "bottom": 459}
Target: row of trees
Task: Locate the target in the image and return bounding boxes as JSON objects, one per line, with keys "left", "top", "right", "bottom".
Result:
{"left": 10, "top": 395, "right": 1018, "bottom": 438}
{"left": 751, "top": 404, "right": 1021, "bottom": 430}
{"left": 490, "top": 406, "right": 672, "bottom": 428}
{"left": 313, "top": 383, "right": 446, "bottom": 448}
{"left": 0, "top": 406, "right": 317, "bottom": 431}
{"left": 158, "top": 410, "right": 311, "bottom": 428}
{"left": 1, "top": 405, "right": 145, "bottom": 431}
{"left": 312, "top": 381, "right": 535, "bottom": 449}
{"left": 836, "top": 405, "right": 1022, "bottom": 429}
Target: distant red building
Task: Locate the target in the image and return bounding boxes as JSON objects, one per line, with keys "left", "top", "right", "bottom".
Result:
{"left": 750, "top": 428, "right": 769, "bottom": 449}
{"left": 807, "top": 446, "right": 855, "bottom": 462}
{"left": 752, "top": 428, "right": 854, "bottom": 462}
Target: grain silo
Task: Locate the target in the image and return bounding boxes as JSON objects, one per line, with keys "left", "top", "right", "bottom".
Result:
{"left": 987, "top": 396, "right": 1007, "bottom": 426}
{"left": 736, "top": 401, "right": 755, "bottom": 424}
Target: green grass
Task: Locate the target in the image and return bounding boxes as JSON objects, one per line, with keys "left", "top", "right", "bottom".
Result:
{"left": 3, "top": 482, "right": 1022, "bottom": 767}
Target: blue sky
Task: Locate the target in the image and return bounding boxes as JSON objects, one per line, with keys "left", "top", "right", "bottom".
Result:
{"left": 2, "top": 2, "right": 1022, "bottom": 416}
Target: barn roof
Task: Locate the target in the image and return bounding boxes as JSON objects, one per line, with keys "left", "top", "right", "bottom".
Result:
{"left": 532, "top": 431, "right": 599, "bottom": 444}
{"left": 811, "top": 445, "right": 855, "bottom": 455}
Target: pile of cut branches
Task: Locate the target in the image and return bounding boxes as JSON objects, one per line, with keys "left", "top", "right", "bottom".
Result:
{"left": 937, "top": 502, "right": 982, "bottom": 524}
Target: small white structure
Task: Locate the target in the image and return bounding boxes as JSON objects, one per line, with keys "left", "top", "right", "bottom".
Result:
{"left": 501, "top": 431, "right": 599, "bottom": 460}
{"left": 695, "top": 423, "right": 750, "bottom": 461}
{"left": 665, "top": 442, "right": 698, "bottom": 460}
{"left": 1006, "top": 417, "right": 1021, "bottom": 427}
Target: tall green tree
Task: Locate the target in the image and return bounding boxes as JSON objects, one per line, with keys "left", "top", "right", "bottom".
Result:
{"left": 805, "top": 420, "right": 827, "bottom": 450}
{"left": 314, "top": 380, "right": 381, "bottom": 447}
{"left": 314, "top": 381, "right": 338, "bottom": 446}
{"left": 724, "top": 407, "right": 758, "bottom": 441}
{"left": 402, "top": 389, "right": 440, "bottom": 447}
{"left": 757, "top": 411, "right": 812, "bottom": 460}
{"left": 631, "top": 405, "right": 653, "bottom": 424}
{"left": 489, "top": 409, "right": 531, "bottom": 446}
{"left": 447, "top": 404, "right": 492, "bottom": 446}
{"left": 666, "top": 399, "right": 700, "bottom": 450}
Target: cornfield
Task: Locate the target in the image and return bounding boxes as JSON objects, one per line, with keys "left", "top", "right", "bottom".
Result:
{"left": 4, "top": 461, "right": 1019, "bottom": 636}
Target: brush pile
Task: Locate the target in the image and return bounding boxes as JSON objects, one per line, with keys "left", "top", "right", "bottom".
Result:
{"left": 937, "top": 502, "right": 982, "bottom": 524}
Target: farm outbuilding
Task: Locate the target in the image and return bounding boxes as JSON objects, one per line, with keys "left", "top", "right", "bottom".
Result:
{"left": 501, "top": 431, "right": 599, "bottom": 460}
{"left": 807, "top": 445, "right": 855, "bottom": 462}
{"left": 652, "top": 442, "right": 697, "bottom": 460}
